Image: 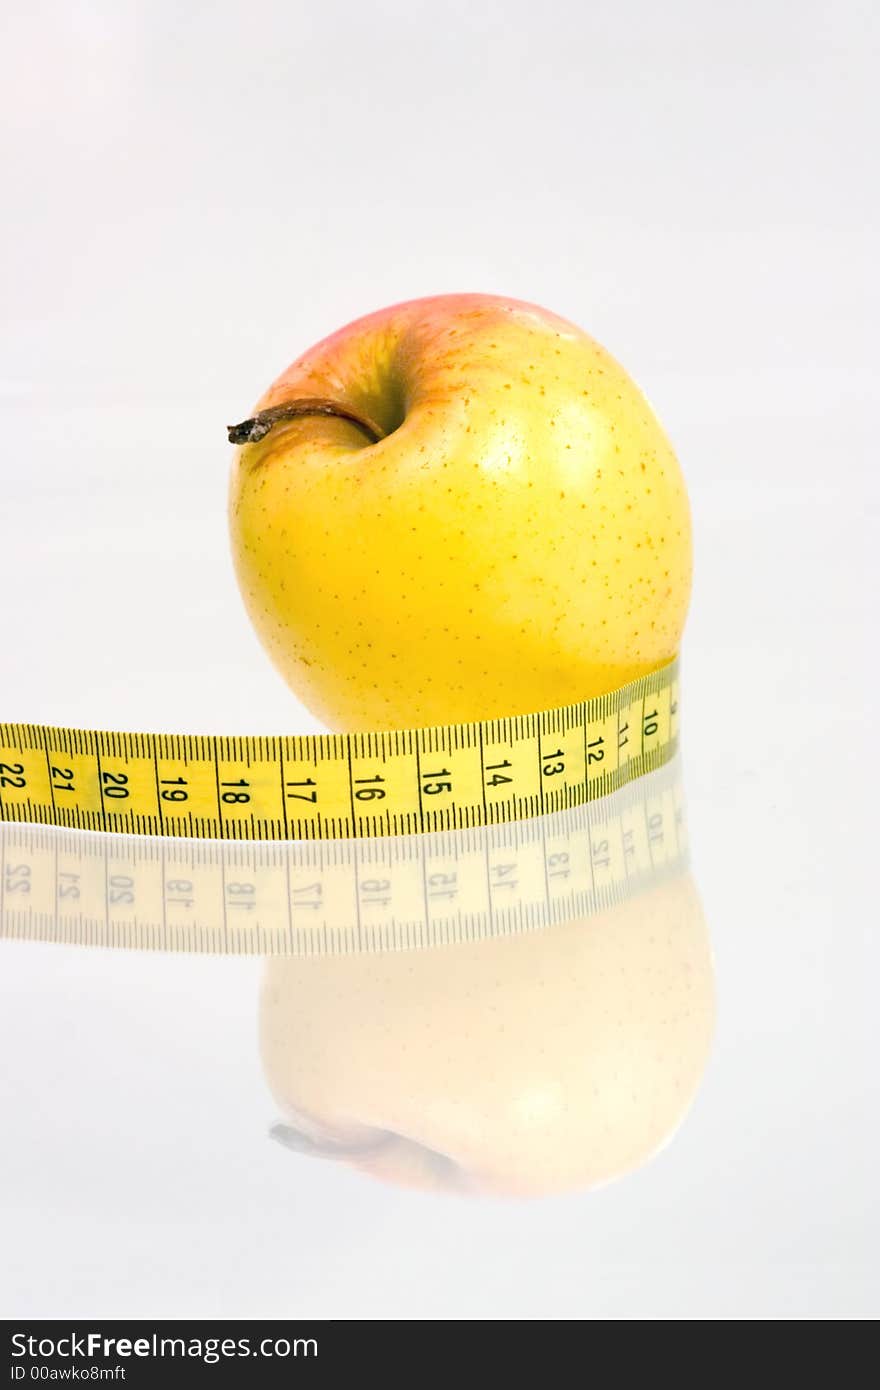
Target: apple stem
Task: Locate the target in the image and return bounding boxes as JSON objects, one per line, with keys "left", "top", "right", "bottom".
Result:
{"left": 227, "top": 398, "right": 387, "bottom": 446}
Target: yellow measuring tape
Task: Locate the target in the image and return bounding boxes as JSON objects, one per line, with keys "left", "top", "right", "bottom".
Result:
{"left": 0, "top": 660, "right": 678, "bottom": 842}
{"left": 0, "top": 757, "right": 686, "bottom": 955}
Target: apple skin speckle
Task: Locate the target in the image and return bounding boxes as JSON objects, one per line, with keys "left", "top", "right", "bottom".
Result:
{"left": 228, "top": 293, "right": 692, "bottom": 731}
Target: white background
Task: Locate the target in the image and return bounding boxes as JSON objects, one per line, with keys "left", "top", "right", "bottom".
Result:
{"left": 1, "top": 0, "right": 877, "bottom": 1319}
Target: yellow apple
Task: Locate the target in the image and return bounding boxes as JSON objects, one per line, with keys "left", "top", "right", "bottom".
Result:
{"left": 228, "top": 293, "right": 692, "bottom": 731}
{"left": 260, "top": 872, "right": 714, "bottom": 1198}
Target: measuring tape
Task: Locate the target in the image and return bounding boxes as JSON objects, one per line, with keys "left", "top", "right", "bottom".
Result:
{"left": 0, "top": 660, "right": 678, "bottom": 842}
{"left": 0, "top": 757, "right": 687, "bottom": 955}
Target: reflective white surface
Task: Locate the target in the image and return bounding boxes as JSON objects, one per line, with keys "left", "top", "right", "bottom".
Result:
{"left": 2, "top": 763, "right": 714, "bottom": 1205}
{"left": 1, "top": 0, "right": 877, "bottom": 1320}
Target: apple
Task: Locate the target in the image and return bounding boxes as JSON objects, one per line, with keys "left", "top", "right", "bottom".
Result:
{"left": 228, "top": 293, "right": 691, "bottom": 730}
{"left": 260, "top": 872, "right": 714, "bottom": 1198}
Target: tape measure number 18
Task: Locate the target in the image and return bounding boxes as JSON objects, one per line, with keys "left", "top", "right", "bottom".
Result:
{"left": 0, "top": 660, "right": 678, "bottom": 842}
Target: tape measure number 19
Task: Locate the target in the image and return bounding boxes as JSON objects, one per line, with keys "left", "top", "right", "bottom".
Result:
{"left": 0, "top": 660, "right": 678, "bottom": 842}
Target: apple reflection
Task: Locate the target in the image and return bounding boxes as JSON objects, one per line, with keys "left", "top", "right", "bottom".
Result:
{"left": 261, "top": 782, "right": 714, "bottom": 1199}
